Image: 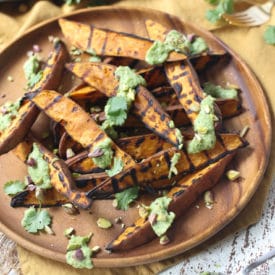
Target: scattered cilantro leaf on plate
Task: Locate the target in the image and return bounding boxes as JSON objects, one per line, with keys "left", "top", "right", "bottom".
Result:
{"left": 264, "top": 26, "right": 275, "bottom": 45}
{"left": 21, "top": 207, "right": 51, "bottom": 233}
{"left": 206, "top": 0, "right": 234, "bottom": 24}
{"left": 3, "top": 180, "right": 26, "bottom": 196}
{"left": 114, "top": 186, "right": 139, "bottom": 211}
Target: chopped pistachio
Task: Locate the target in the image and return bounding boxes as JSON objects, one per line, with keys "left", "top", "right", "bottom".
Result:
{"left": 91, "top": 246, "right": 101, "bottom": 253}
{"left": 52, "top": 148, "right": 59, "bottom": 155}
{"left": 35, "top": 187, "right": 45, "bottom": 202}
{"left": 64, "top": 227, "right": 75, "bottom": 238}
{"left": 96, "top": 217, "right": 112, "bottom": 229}
{"left": 114, "top": 217, "right": 122, "bottom": 224}
{"left": 121, "top": 223, "right": 125, "bottom": 229}
{"left": 160, "top": 235, "right": 170, "bottom": 245}
{"left": 240, "top": 125, "right": 250, "bottom": 138}
{"left": 226, "top": 170, "right": 240, "bottom": 181}
{"left": 66, "top": 148, "right": 75, "bottom": 159}
{"left": 7, "top": 76, "right": 14, "bottom": 82}
{"left": 44, "top": 225, "right": 55, "bottom": 235}
{"left": 62, "top": 203, "right": 79, "bottom": 215}
{"left": 190, "top": 102, "right": 200, "bottom": 113}
{"left": 139, "top": 205, "right": 149, "bottom": 219}
{"left": 168, "top": 120, "right": 175, "bottom": 129}
{"left": 204, "top": 190, "right": 214, "bottom": 209}
{"left": 112, "top": 199, "right": 118, "bottom": 208}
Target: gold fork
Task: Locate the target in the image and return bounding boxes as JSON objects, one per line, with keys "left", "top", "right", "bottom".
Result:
{"left": 223, "top": 0, "right": 274, "bottom": 27}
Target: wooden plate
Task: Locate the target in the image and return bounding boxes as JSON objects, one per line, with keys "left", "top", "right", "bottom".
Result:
{"left": 0, "top": 7, "right": 271, "bottom": 268}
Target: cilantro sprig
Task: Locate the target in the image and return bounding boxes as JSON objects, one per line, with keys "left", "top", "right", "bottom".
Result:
{"left": 113, "top": 186, "right": 139, "bottom": 211}
{"left": 3, "top": 180, "right": 26, "bottom": 196}
{"left": 21, "top": 207, "right": 52, "bottom": 234}
{"left": 205, "top": 0, "right": 234, "bottom": 24}
{"left": 264, "top": 26, "right": 275, "bottom": 45}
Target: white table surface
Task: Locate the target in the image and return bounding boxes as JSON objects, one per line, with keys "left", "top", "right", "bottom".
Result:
{"left": 161, "top": 178, "right": 275, "bottom": 275}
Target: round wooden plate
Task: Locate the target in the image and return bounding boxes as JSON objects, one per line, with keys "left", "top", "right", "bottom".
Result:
{"left": 0, "top": 7, "right": 271, "bottom": 268}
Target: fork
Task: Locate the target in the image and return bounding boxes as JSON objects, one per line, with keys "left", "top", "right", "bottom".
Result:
{"left": 223, "top": 0, "right": 274, "bottom": 27}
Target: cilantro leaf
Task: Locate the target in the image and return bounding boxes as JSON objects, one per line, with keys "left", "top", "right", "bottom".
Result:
{"left": 4, "top": 180, "right": 26, "bottom": 196}
{"left": 21, "top": 207, "right": 51, "bottom": 233}
{"left": 104, "top": 96, "right": 128, "bottom": 126}
{"left": 114, "top": 186, "right": 139, "bottom": 210}
{"left": 106, "top": 157, "right": 124, "bottom": 177}
{"left": 206, "top": 0, "right": 234, "bottom": 24}
{"left": 264, "top": 26, "right": 275, "bottom": 45}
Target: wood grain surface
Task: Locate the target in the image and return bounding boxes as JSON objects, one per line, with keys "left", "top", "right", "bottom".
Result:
{"left": 0, "top": 7, "right": 271, "bottom": 267}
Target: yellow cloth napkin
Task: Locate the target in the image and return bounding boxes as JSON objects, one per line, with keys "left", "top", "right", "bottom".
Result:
{"left": 0, "top": 1, "right": 274, "bottom": 274}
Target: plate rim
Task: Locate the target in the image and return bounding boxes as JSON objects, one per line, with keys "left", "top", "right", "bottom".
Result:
{"left": 0, "top": 6, "right": 272, "bottom": 268}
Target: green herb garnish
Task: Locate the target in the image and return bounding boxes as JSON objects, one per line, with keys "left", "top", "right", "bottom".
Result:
{"left": 205, "top": 0, "right": 234, "bottom": 24}
{"left": 264, "top": 26, "right": 275, "bottom": 45}
{"left": 3, "top": 180, "right": 26, "bottom": 196}
{"left": 114, "top": 186, "right": 139, "bottom": 211}
{"left": 21, "top": 207, "right": 51, "bottom": 233}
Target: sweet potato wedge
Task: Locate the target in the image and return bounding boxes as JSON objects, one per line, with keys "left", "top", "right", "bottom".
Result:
{"left": 87, "top": 134, "right": 247, "bottom": 196}
{"left": 13, "top": 135, "right": 92, "bottom": 208}
{"left": 106, "top": 153, "right": 233, "bottom": 251}
{"left": 145, "top": 19, "right": 223, "bottom": 125}
{"left": 59, "top": 19, "right": 186, "bottom": 62}
{"left": 66, "top": 62, "right": 183, "bottom": 148}
{"left": 27, "top": 90, "right": 136, "bottom": 170}
{"left": 0, "top": 41, "right": 68, "bottom": 155}
{"left": 10, "top": 188, "right": 68, "bottom": 208}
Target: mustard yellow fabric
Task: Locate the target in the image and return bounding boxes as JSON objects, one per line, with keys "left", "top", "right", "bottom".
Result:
{"left": 0, "top": 1, "right": 274, "bottom": 274}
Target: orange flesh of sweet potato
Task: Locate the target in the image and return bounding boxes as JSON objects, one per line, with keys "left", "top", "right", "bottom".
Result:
{"left": 0, "top": 42, "right": 68, "bottom": 155}
{"left": 87, "top": 134, "right": 247, "bottom": 196}
{"left": 106, "top": 153, "right": 234, "bottom": 251}
{"left": 28, "top": 90, "right": 135, "bottom": 170}
{"left": 58, "top": 19, "right": 186, "bottom": 62}
{"left": 66, "top": 62, "right": 182, "bottom": 147}
{"left": 11, "top": 188, "right": 68, "bottom": 208}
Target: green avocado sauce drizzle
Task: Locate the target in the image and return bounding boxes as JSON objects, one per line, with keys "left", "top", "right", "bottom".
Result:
{"left": 148, "top": 196, "right": 175, "bottom": 237}
{"left": 66, "top": 233, "right": 93, "bottom": 269}
{"left": 203, "top": 82, "right": 238, "bottom": 99}
{"left": 187, "top": 96, "right": 217, "bottom": 154}
{"left": 27, "top": 143, "right": 52, "bottom": 189}
{"left": 90, "top": 138, "right": 114, "bottom": 170}
{"left": 146, "top": 30, "right": 208, "bottom": 65}
{"left": 0, "top": 99, "right": 21, "bottom": 131}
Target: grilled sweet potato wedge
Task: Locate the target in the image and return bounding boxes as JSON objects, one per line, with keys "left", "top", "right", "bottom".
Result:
{"left": 27, "top": 89, "right": 135, "bottom": 170}
{"left": 13, "top": 136, "right": 91, "bottom": 208}
{"left": 145, "top": 19, "right": 222, "bottom": 125}
{"left": 87, "top": 134, "right": 247, "bottom": 196}
{"left": 66, "top": 62, "right": 183, "bottom": 148}
{"left": 11, "top": 188, "right": 68, "bottom": 208}
{"left": 106, "top": 154, "right": 233, "bottom": 251}
{"left": 59, "top": 19, "right": 186, "bottom": 62}
{"left": 0, "top": 41, "right": 68, "bottom": 155}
